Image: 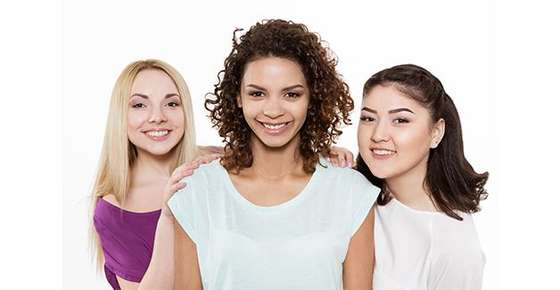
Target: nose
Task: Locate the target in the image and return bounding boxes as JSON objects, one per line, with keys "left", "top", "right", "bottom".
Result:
{"left": 371, "top": 120, "right": 390, "bottom": 143}
{"left": 263, "top": 97, "right": 284, "bottom": 119}
{"left": 148, "top": 105, "right": 167, "bottom": 124}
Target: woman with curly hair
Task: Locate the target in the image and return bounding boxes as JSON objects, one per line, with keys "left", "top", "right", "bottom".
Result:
{"left": 141, "top": 20, "right": 380, "bottom": 290}
{"left": 91, "top": 58, "right": 354, "bottom": 290}
{"left": 355, "top": 64, "right": 488, "bottom": 289}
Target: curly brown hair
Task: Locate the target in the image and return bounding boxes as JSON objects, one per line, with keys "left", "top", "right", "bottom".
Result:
{"left": 205, "top": 19, "right": 353, "bottom": 173}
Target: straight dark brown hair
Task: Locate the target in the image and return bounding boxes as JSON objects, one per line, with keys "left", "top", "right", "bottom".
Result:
{"left": 356, "top": 64, "right": 488, "bottom": 220}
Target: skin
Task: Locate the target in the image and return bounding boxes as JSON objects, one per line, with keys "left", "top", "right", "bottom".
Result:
{"left": 231, "top": 57, "right": 311, "bottom": 206}
{"left": 357, "top": 84, "right": 445, "bottom": 211}
{"left": 127, "top": 69, "right": 186, "bottom": 158}
{"left": 152, "top": 57, "right": 373, "bottom": 290}
{"left": 103, "top": 69, "right": 218, "bottom": 290}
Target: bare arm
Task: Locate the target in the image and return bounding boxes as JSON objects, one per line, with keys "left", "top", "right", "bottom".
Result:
{"left": 114, "top": 278, "right": 140, "bottom": 290}
{"left": 173, "top": 221, "right": 203, "bottom": 290}
{"left": 136, "top": 161, "right": 202, "bottom": 290}
{"left": 136, "top": 214, "right": 176, "bottom": 290}
{"left": 343, "top": 207, "right": 375, "bottom": 290}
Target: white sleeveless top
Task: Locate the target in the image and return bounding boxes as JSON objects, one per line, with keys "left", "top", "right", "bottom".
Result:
{"left": 373, "top": 198, "right": 485, "bottom": 290}
{"left": 168, "top": 159, "right": 379, "bottom": 290}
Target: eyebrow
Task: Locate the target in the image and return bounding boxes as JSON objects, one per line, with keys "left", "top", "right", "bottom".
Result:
{"left": 389, "top": 108, "right": 415, "bottom": 114}
{"left": 246, "top": 84, "right": 305, "bottom": 91}
{"left": 130, "top": 93, "right": 180, "bottom": 99}
{"left": 361, "top": 107, "right": 415, "bottom": 114}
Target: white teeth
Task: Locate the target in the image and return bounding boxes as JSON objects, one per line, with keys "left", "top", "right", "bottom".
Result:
{"left": 263, "top": 123, "right": 287, "bottom": 130}
{"left": 147, "top": 130, "right": 169, "bottom": 137}
{"left": 372, "top": 149, "right": 395, "bottom": 155}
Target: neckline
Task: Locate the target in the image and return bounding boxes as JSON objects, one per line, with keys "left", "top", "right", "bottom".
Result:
{"left": 389, "top": 196, "right": 443, "bottom": 216}
{"left": 217, "top": 160, "right": 324, "bottom": 212}
{"left": 98, "top": 197, "right": 162, "bottom": 216}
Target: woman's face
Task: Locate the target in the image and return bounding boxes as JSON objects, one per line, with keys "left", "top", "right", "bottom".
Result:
{"left": 127, "top": 69, "right": 185, "bottom": 157}
{"left": 238, "top": 56, "right": 310, "bottom": 149}
{"left": 357, "top": 85, "right": 444, "bottom": 180}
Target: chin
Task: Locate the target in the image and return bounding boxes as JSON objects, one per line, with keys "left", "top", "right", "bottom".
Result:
{"left": 368, "top": 166, "right": 394, "bottom": 179}
{"left": 254, "top": 132, "right": 297, "bottom": 149}
{"left": 147, "top": 149, "right": 174, "bottom": 156}
{"left": 260, "top": 139, "right": 291, "bottom": 148}
{"left": 139, "top": 143, "right": 177, "bottom": 156}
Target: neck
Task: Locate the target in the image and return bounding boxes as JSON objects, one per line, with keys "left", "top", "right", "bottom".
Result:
{"left": 385, "top": 155, "right": 437, "bottom": 211}
{"left": 245, "top": 134, "right": 306, "bottom": 179}
{"left": 131, "top": 148, "right": 177, "bottom": 182}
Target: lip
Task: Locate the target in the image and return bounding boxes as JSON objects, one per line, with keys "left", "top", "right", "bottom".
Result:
{"left": 257, "top": 120, "right": 292, "bottom": 136}
{"left": 369, "top": 147, "right": 396, "bottom": 160}
{"left": 143, "top": 128, "right": 172, "bottom": 142}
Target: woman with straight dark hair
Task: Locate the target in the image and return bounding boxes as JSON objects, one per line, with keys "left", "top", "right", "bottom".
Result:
{"left": 355, "top": 64, "right": 488, "bottom": 289}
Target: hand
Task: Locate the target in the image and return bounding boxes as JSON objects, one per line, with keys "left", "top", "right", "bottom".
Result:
{"left": 203, "top": 145, "right": 224, "bottom": 154}
{"left": 193, "top": 152, "right": 222, "bottom": 164}
{"left": 328, "top": 146, "right": 355, "bottom": 167}
{"left": 194, "top": 145, "right": 223, "bottom": 164}
{"left": 161, "top": 160, "right": 201, "bottom": 218}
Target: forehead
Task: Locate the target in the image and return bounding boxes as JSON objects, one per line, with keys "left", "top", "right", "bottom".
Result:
{"left": 362, "top": 85, "right": 422, "bottom": 110}
{"left": 241, "top": 57, "right": 306, "bottom": 88}
{"left": 131, "top": 69, "right": 178, "bottom": 94}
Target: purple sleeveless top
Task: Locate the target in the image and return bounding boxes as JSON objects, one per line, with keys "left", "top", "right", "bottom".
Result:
{"left": 93, "top": 198, "right": 161, "bottom": 289}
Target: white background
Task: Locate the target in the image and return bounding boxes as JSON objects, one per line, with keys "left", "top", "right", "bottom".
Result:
{"left": 1, "top": 0, "right": 559, "bottom": 289}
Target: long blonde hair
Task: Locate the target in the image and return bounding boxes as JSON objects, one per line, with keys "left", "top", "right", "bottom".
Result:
{"left": 89, "top": 59, "right": 197, "bottom": 270}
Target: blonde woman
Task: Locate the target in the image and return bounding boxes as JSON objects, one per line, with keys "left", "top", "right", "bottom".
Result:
{"left": 90, "top": 59, "right": 221, "bottom": 290}
{"left": 90, "top": 59, "right": 354, "bottom": 290}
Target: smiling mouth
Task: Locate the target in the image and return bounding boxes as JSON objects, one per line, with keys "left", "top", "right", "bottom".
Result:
{"left": 371, "top": 148, "right": 396, "bottom": 156}
{"left": 145, "top": 130, "right": 170, "bottom": 137}
{"left": 259, "top": 121, "right": 290, "bottom": 130}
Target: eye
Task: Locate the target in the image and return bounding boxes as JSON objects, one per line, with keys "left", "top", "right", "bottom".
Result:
{"left": 286, "top": 92, "right": 301, "bottom": 98}
{"left": 166, "top": 101, "right": 181, "bottom": 108}
{"left": 360, "top": 116, "right": 376, "bottom": 122}
{"left": 393, "top": 118, "right": 410, "bottom": 124}
{"left": 131, "top": 103, "right": 146, "bottom": 109}
{"left": 249, "top": 91, "right": 265, "bottom": 97}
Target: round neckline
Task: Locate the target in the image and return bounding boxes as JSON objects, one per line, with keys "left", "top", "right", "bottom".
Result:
{"left": 389, "top": 196, "right": 443, "bottom": 215}
{"left": 218, "top": 161, "right": 323, "bottom": 212}
{"left": 99, "top": 197, "right": 162, "bottom": 216}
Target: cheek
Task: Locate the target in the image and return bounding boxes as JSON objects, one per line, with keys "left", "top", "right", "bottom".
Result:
{"left": 241, "top": 101, "right": 258, "bottom": 119}
{"left": 394, "top": 128, "right": 432, "bottom": 156}
{"left": 295, "top": 104, "right": 309, "bottom": 122}
{"left": 289, "top": 100, "right": 309, "bottom": 121}
{"left": 167, "top": 109, "right": 185, "bottom": 128}
{"left": 357, "top": 125, "right": 371, "bottom": 150}
{"left": 127, "top": 111, "right": 146, "bottom": 130}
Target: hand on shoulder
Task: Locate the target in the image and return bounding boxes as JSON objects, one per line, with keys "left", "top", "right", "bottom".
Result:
{"left": 161, "top": 160, "right": 204, "bottom": 218}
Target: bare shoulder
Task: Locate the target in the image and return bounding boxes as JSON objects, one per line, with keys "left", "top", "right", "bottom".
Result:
{"left": 101, "top": 194, "right": 120, "bottom": 207}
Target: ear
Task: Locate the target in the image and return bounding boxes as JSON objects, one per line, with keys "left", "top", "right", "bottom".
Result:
{"left": 430, "top": 118, "right": 445, "bottom": 149}
{"left": 236, "top": 94, "right": 242, "bottom": 108}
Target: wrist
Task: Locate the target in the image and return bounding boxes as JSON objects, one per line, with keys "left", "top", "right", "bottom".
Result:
{"left": 159, "top": 207, "right": 175, "bottom": 222}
